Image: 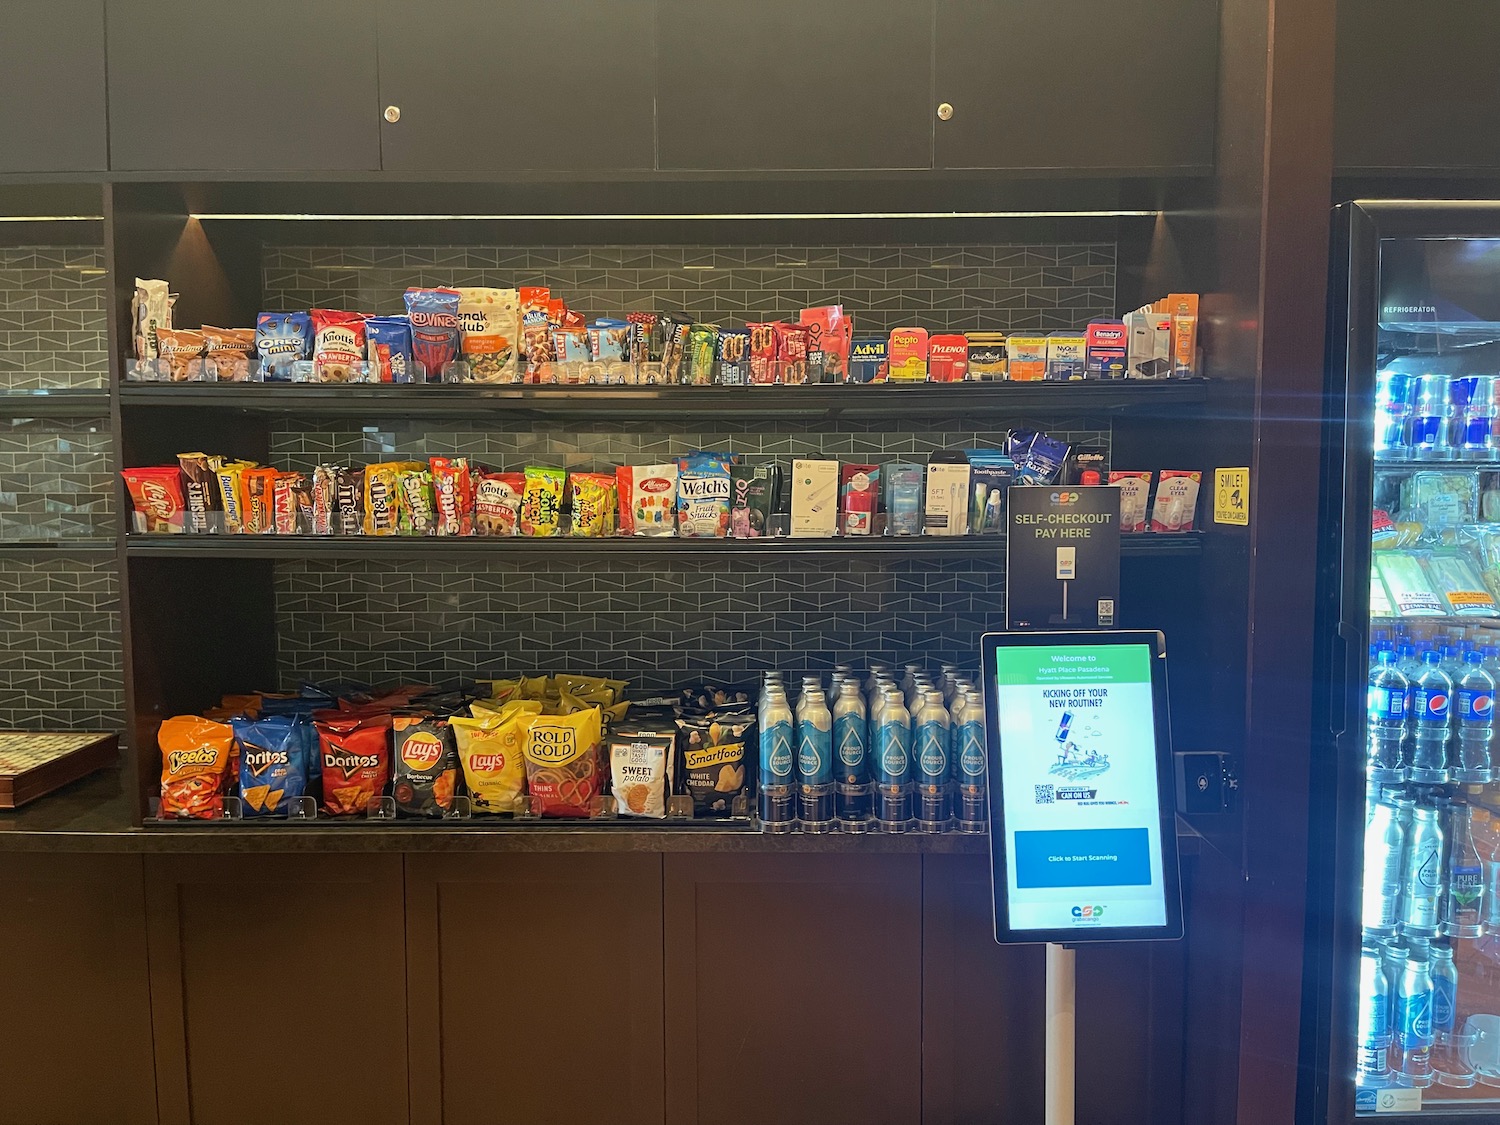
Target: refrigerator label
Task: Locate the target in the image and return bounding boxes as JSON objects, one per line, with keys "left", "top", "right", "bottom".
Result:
{"left": 1374, "top": 1087, "right": 1421, "bottom": 1113}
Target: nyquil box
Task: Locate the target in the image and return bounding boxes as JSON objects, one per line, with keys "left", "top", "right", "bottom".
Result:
{"left": 1084, "top": 318, "right": 1127, "bottom": 380}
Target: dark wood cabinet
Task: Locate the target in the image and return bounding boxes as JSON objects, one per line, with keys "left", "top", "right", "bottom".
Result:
{"left": 655, "top": 0, "right": 934, "bottom": 171}
{"left": 0, "top": 1, "right": 109, "bottom": 174}
{"left": 376, "top": 0, "right": 655, "bottom": 173}
{"left": 0, "top": 855, "right": 157, "bottom": 1125}
{"left": 143, "top": 854, "right": 408, "bottom": 1125}
{"left": 106, "top": 0, "right": 381, "bottom": 173}
{"left": 663, "top": 853, "right": 923, "bottom": 1125}
{"left": 404, "top": 853, "right": 665, "bottom": 1125}
{"left": 933, "top": 0, "right": 1218, "bottom": 172}
{"left": 1335, "top": 0, "right": 1500, "bottom": 171}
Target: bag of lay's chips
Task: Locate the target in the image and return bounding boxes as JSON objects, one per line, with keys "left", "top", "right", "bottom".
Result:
{"left": 232, "top": 714, "right": 310, "bottom": 818}
{"left": 453, "top": 700, "right": 540, "bottom": 815}
{"left": 392, "top": 715, "right": 459, "bottom": 817}
{"left": 158, "top": 715, "right": 235, "bottom": 819}
{"left": 523, "top": 706, "right": 604, "bottom": 818}
{"left": 314, "top": 711, "right": 392, "bottom": 817}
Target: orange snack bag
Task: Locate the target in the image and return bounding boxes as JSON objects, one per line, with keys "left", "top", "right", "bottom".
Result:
{"left": 158, "top": 715, "right": 234, "bottom": 819}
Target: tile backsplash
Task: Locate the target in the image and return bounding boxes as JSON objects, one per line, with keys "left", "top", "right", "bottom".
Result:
{"left": 0, "top": 246, "right": 108, "bottom": 392}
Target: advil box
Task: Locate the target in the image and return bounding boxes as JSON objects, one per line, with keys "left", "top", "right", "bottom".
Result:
{"left": 1085, "top": 319, "right": 1128, "bottom": 380}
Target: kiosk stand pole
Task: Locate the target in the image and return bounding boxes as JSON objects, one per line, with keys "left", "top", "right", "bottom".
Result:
{"left": 1045, "top": 943, "right": 1076, "bottom": 1125}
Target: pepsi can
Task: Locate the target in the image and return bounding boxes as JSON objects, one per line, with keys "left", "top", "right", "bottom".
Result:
{"left": 1452, "top": 374, "right": 1499, "bottom": 459}
{"left": 1411, "top": 373, "right": 1453, "bottom": 461}
{"left": 1374, "top": 369, "right": 1415, "bottom": 460}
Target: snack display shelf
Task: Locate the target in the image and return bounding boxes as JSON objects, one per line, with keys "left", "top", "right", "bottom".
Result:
{"left": 123, "top": 531, "right": 1204, "bottom": 560}
{"left": 0, "top": 539, "right": 116, "bottom": 555}
{"left": 116, "top": 379, "right": 1208, "bottom": 420}
{"left": 1375, "top": 458, "right": 1500, "bottom": 472}
{"left": 0, "top": 389, "right": 111, "bottom": 418}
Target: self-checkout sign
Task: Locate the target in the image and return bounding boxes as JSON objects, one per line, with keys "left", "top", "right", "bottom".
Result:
{"left": 1214, "top": 468, "right": 1249, "bottom": 526}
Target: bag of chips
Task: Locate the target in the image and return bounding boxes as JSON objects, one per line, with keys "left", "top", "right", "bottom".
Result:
{"left": 122, "top": 466, "right": 188, "bottom": 533}
{"left": 520, "top": 466, "right": 567, "bottom": 537}
{"left": 609, "top": 727, "right": 674, "bottom": 818}
{"left": 570, "top": 472, "right": 616, "bottom": 537}
{"left": 314, "top": 711, "right": 391, "bottom": 817}
{"left": 158, "top": 715, "right": 234, "bottom": 819}
{"left": 474, "top": 470, "right": 525, "bottom": 535}
{"left": 456, "top": 287, "right": 520, "bottom": 383}
{"left": 202, "top": 327, "right": 257, "bottom": 381}
{"left": 524, "top": 707, "right": 604, "bottom": 818}
{"left": 678, "top": 711, "right": 754, "bottom": 817}
{"left": 256, "top": 312, "right": 313, "bottom": 381}
{"left": 404, "top": 288, "right": 461, "bottom": 382}
{"left": 392, "top": 715, "right": 459, "bottom": 817}
{"left": 232, "top": 715, "right": 311, "bottom": 818}
{"left": 453, "top": 701, "right": 539, "bottom": 815}
{"left": 430, "top": 457, "right": 473, "bottom": 536}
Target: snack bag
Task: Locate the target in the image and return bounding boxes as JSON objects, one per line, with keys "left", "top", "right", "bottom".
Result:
{"left": 617, "top": 464, "right": 677, "bottom": 536}
{"left": 122, "top": 466, "right": 188, "bottom": 533}
{"left": 178, "top": 452, "right": 223, "bottom": 533}
{"left": 430, "top": 457, "right": 474, "bottom": 536}
{"left": 570, "top": 472, "right": 616, "bottom": 537}
{"left": 800, "top": 305, "right": 853, "bottom": 383}
{"left": 202, "top": 327, "right": 256, "bottom": 381}
{"left": 334, "top": 467, "right": 364, "bottom": 535}
{"left": 453, "top": 701, "right": 539, "bottom": 815}
{"left": 392, "top": 715, "right": 460, "bottom": 818}
{"left": 609, "top": 728, "right": 674, "bottom": 818}
{"left": 314, "top": 712, "right": 392, "bottom": 817}
{"left": 243, "top": 467, "right": 278, "bottom": 534}
{"left": 133, "top": 278, "right": 171, "bottom": 362}
{"left": 677, "top": 711, "right": 753, "bottom": 817}
{"left": 233, "top": 715, "right": 310, "bottom": 818}
{"left": 256, "top": 312, "right": 313, "bottom": 381}
{"left": 520, "top": 466, "right": 567, "bottom": 537}
{"left": 518, "top": 286, "right": 551, "bottom": 364}
{"left": 157, "top": 715, "right": 234, "bottom": 819}
{"left": 523, "top": 707, "right": 604, "bottom": 818}
{"left": 677, "top": 452, "right": 733, "bottom": 538}
{"left": 475, "top": 470, "right": 525, "bottom": 535}
{"left": 404, "top": 288, "right": 461, "bottom": 382}
{"left": 457, "top": 287, "right": 520, "bottom": 383}
{"left": 365, "top": 316, "right": 413, "bottom": 383}
{"left": 155, "top": 328, "right": 207, "bottom": 382}
{"left": 747, "top": 322, "right": 778, "bottom": 384}
{"left": 659, "top": 314, "right": 691, "bottom": 383}
{"left": 774, "top": 322, "right": 810, "bottom": 385}
{"left": 683, "top": 323, "right": 718, "bottom": 386}
{"left": 309, "top": 309, "right": 367, "bottom": 383}
{"left": 398, "top": 466, "right": 437, "bottom": 535}
{"left": 716, "top": 328, "right": 750, "bottom": 385}
{"left": 364, "top": 461, "right": 417, "bottom": 536}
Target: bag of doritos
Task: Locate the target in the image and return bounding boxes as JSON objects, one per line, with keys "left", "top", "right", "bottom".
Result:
{"left": 232, "top": 714, "right": 310, "bottom": 818}
{"left": 158, "top": 715, "right": 234, "bottom": 819}
{"left": 314, "top": 711, "right": 392, "bottom": 817}
{"left": 523, "top": 706, "right": 604, "bottom": 818}
{"left": 453, "top": 701, "right": 539, "bottom": 815}
{"left": 392, "top": 715, "right": 459, "bottom": 817}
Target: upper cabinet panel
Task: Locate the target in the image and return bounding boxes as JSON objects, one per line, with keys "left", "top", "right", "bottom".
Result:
{"left": 376, "top": 0, "right": 655, "bottom": 173}
{"left": 106, "top": 0, "right": 381, "bottom": 173}
{"left": 0, "top": 0, "right": 109, "bottom": 174}
{"left": 655, "top": 0, "right": 934, "bottom": 171}
{"left": 934, "top": 0, "right": 1217, "bottom": 172}
{"left": 1335, "top": 0, "right": 1500, "bottom": 171}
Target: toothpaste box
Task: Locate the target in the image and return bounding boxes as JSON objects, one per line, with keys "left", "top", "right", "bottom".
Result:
{"left": 1046, "top": 333, "right": 1087, "bottom": 381}
{"left": 791, "top": 459, "right": 840, "bottom": 538}
{"left": 1084, "top": 319, "right": 1128, "bottom": 380}
{"left": 1127, "top": 308, "right": 1173, "bottom": 379}
{"left": 887, "top": 327, "right": 929, "bottom": 382}
{"left": 848, "top": 337, "right": 888, "bottom": 383}
{"left": 927, "top": 333, "right": 969, "bottom": 382}
{"left": 1007, "top": 335, "right": 1049, "bottom": 381}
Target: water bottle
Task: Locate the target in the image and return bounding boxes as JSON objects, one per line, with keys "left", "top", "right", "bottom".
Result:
{"left": 833, "top": 676, "right": 869, "bottom": 827}
{"left": 875, "top": 685, "right": 912, "bottom": 831}
{"left": 758, "top": 686, "right": 796, "bottom": 830}
{"left": 940, "top": 664, "right": 960, "bottom": 704}
{"left": 1455, "top": 651, "right": 1496, "bottom": 782}
{"left": 797, "top": 687, "right": 835, "bottom": 830}
{"left": 1403, "top": 804, "right": 1446, "bottom": 938}
{"left": 1409, "top": 651, "right": 1453, "bottom": 784}
{"left": 1444, "top": 802, "right": 1487, "bottom": 938}
{"left": 1430, "top": 941, "right": 1458, "bottom": 1035}
{"left": 1363, "top": 798, "right": 1406, "bottom": 937}
{"left": 1368, "top": 649, "right": 1409, "bottom": 781}
{"left": 914, "top": 688, "right": 953, "bottom": 831}
{"left": 1358, "top": 943, "right": 1393, "bottom": 1083}
{"left": 1398, "top": 948, "right": 1436, "bottom": 1086}
{"left": 955, "top": 687, "right": 988, "bottom": 832}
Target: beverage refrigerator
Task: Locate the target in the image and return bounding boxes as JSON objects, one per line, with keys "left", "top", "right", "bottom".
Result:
{"left": 1308, "top": 201, "right": 1500, "bottom": 1121}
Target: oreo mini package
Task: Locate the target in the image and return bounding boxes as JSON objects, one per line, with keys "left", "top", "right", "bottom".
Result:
{"left": 255, "top": 312, "right": 313, "bottom": 381}
{"left": 232, "top": 714, "right": 310, "bottom": 817}
{"left": 392, "top": 715, "right": 460, "bottom": 817}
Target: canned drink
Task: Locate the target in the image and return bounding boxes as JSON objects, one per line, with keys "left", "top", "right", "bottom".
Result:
{"left": 1375, "top": 369, "right": 1416, "bottom": 460}
{"left": 1452, "top": 374, "right": 1499, "bottom": 459}
{"left": 1411, "top": 373, "right": 1454, "bottom": 461}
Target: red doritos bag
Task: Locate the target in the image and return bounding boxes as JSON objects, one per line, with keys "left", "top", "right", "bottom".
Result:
{"left": 314, "top": 711, "right": 392, "bottom": 817}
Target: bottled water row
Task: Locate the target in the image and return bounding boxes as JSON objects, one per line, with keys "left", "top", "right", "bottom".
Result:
{"left": 1367, "top": 637, "right": 1496, "bottom": 786}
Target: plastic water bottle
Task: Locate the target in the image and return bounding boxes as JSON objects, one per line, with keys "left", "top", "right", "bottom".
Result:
{"left": 1358, "top": 943, "right": 1393, "bottom": 1083}
{"left": 1397, "top": 948, "right": 1435, "bottom": 1087}
{"left": 1368, "top": 649, "right": 1409, "bottom": 780}
{"left": 1430, "top": 941, "right": 1458, "bottom": 1036}
{"left": 1409, "top": 651, "right": 1453, "bottom": 784}
{"left": 1403, "top": 804, "right": 1446, "bottom": 938}
{"left": 1444, "top": 803, "right": 1487, "bottom": 938}
{"left": 1455, "top": 651, "right": 1496, "bottom": 782}
{"left": 1363, "top": 798, "right": 1406, "bottom": 936}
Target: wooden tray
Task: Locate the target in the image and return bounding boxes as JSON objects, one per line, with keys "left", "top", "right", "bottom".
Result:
{"left": 0, "top": 732, "right": 119, "bottom": 808}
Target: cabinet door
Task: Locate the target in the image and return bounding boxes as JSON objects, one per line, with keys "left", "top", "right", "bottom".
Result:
{"left": 106, "top": 0, "right": 380, "bottom": 172}
{"left": 1335, "top": 0, "right": 1500, "bottom": 171}
{"left": 656, "top": 0, "right": 933, "bottom": 171}
{"left": 0, "top": 855, "right": 157, "bottom": 1125}
{"left": 663, "top": 853, "right": 923, "bottom": 1125}
{"left": 377, "top": 0, "right": 655, "bottom": 173}
{"left": 934, "top": 0, "right": 1217, "bottom": 171}
{"left": 144, "top": 854, "right": 408, "bottom": 1125}
{"left": 404, "top": 854, "right": 665, "bottom": 1125}
{"left": 0, "top": 1, "right": 108, "bottom": 173}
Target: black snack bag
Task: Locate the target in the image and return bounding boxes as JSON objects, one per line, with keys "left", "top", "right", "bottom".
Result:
{"left": 676, "top": 711, "right": 755, "bottom": 817}
{"left": 391, "top": 715, "right": 459, "bottom": 817}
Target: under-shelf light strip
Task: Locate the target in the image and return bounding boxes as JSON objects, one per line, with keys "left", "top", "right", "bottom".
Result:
{"left": 187, "top": 209, "right": 1159, "bottom": 221}
{"left": 0, "top": 215, "right": 105, "bottom": 222}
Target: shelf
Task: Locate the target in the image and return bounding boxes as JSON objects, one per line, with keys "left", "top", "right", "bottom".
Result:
{"left": 1375, "top": 458, "right": 1500, "bottom": 471}
{"left": 0, "top": 540, "right": 115, "bottom": 556}
{"left": 123, "top": 531, "right": 1202, "bottom": 561}
{"left": 0, "top": 389, "right": 110, "bottom": 418}
{"left": 117, "top": 379, "right": 1207, "bottom": 421}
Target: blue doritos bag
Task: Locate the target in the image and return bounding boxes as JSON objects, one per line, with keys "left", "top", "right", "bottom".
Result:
{"left": 232, "top": 714, "right": 309, "bottom": 817}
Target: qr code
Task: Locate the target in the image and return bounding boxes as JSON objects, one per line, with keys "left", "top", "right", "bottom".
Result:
{"left": 1034, "top": 785, "right": 1055, "bottom": 804}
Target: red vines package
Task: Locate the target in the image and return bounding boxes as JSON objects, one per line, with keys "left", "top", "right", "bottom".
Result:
{"left": 430, "top": 457, "right": 474, "bottom": 536}
{"left": 309, "top": 309, "right": 367, "bottom": 383}
{"left": 404, "top": 288, "right": 461, "bottom": 382}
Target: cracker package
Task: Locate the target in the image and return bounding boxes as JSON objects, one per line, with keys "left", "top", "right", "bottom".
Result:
{"left": 232, "top": 715, "right": 311, "bottom": 818}
{"left": 523, "top": 707, "right": 604, "bottom": 818}
{"left": 157, "top": 715, "right": 234, "bottom": 819}
{"left": 453, "top": 701, "right": 539, "bottom": 815}
{"left": 475, "top": 470, "right": 525, "bottom": 535}
{"left": 616, "top": 464, "right": 677, "bottom": 536}
{"left": 457, "top": 287, "right": 520, "bottom": 383}
{"left": 609, "top": 727, "right": 674, "bottom": 819}
{"left": 520, "top": 465, "right": 567, "bottom": 537}
{"left": 392, "top": 715, "right": 459, "bottom": 818}
{"left": 677, "top": 711, "right": 753, "bottom": 818}
{"left": 314, "top": 712, "right": 392, "bottom": 817}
